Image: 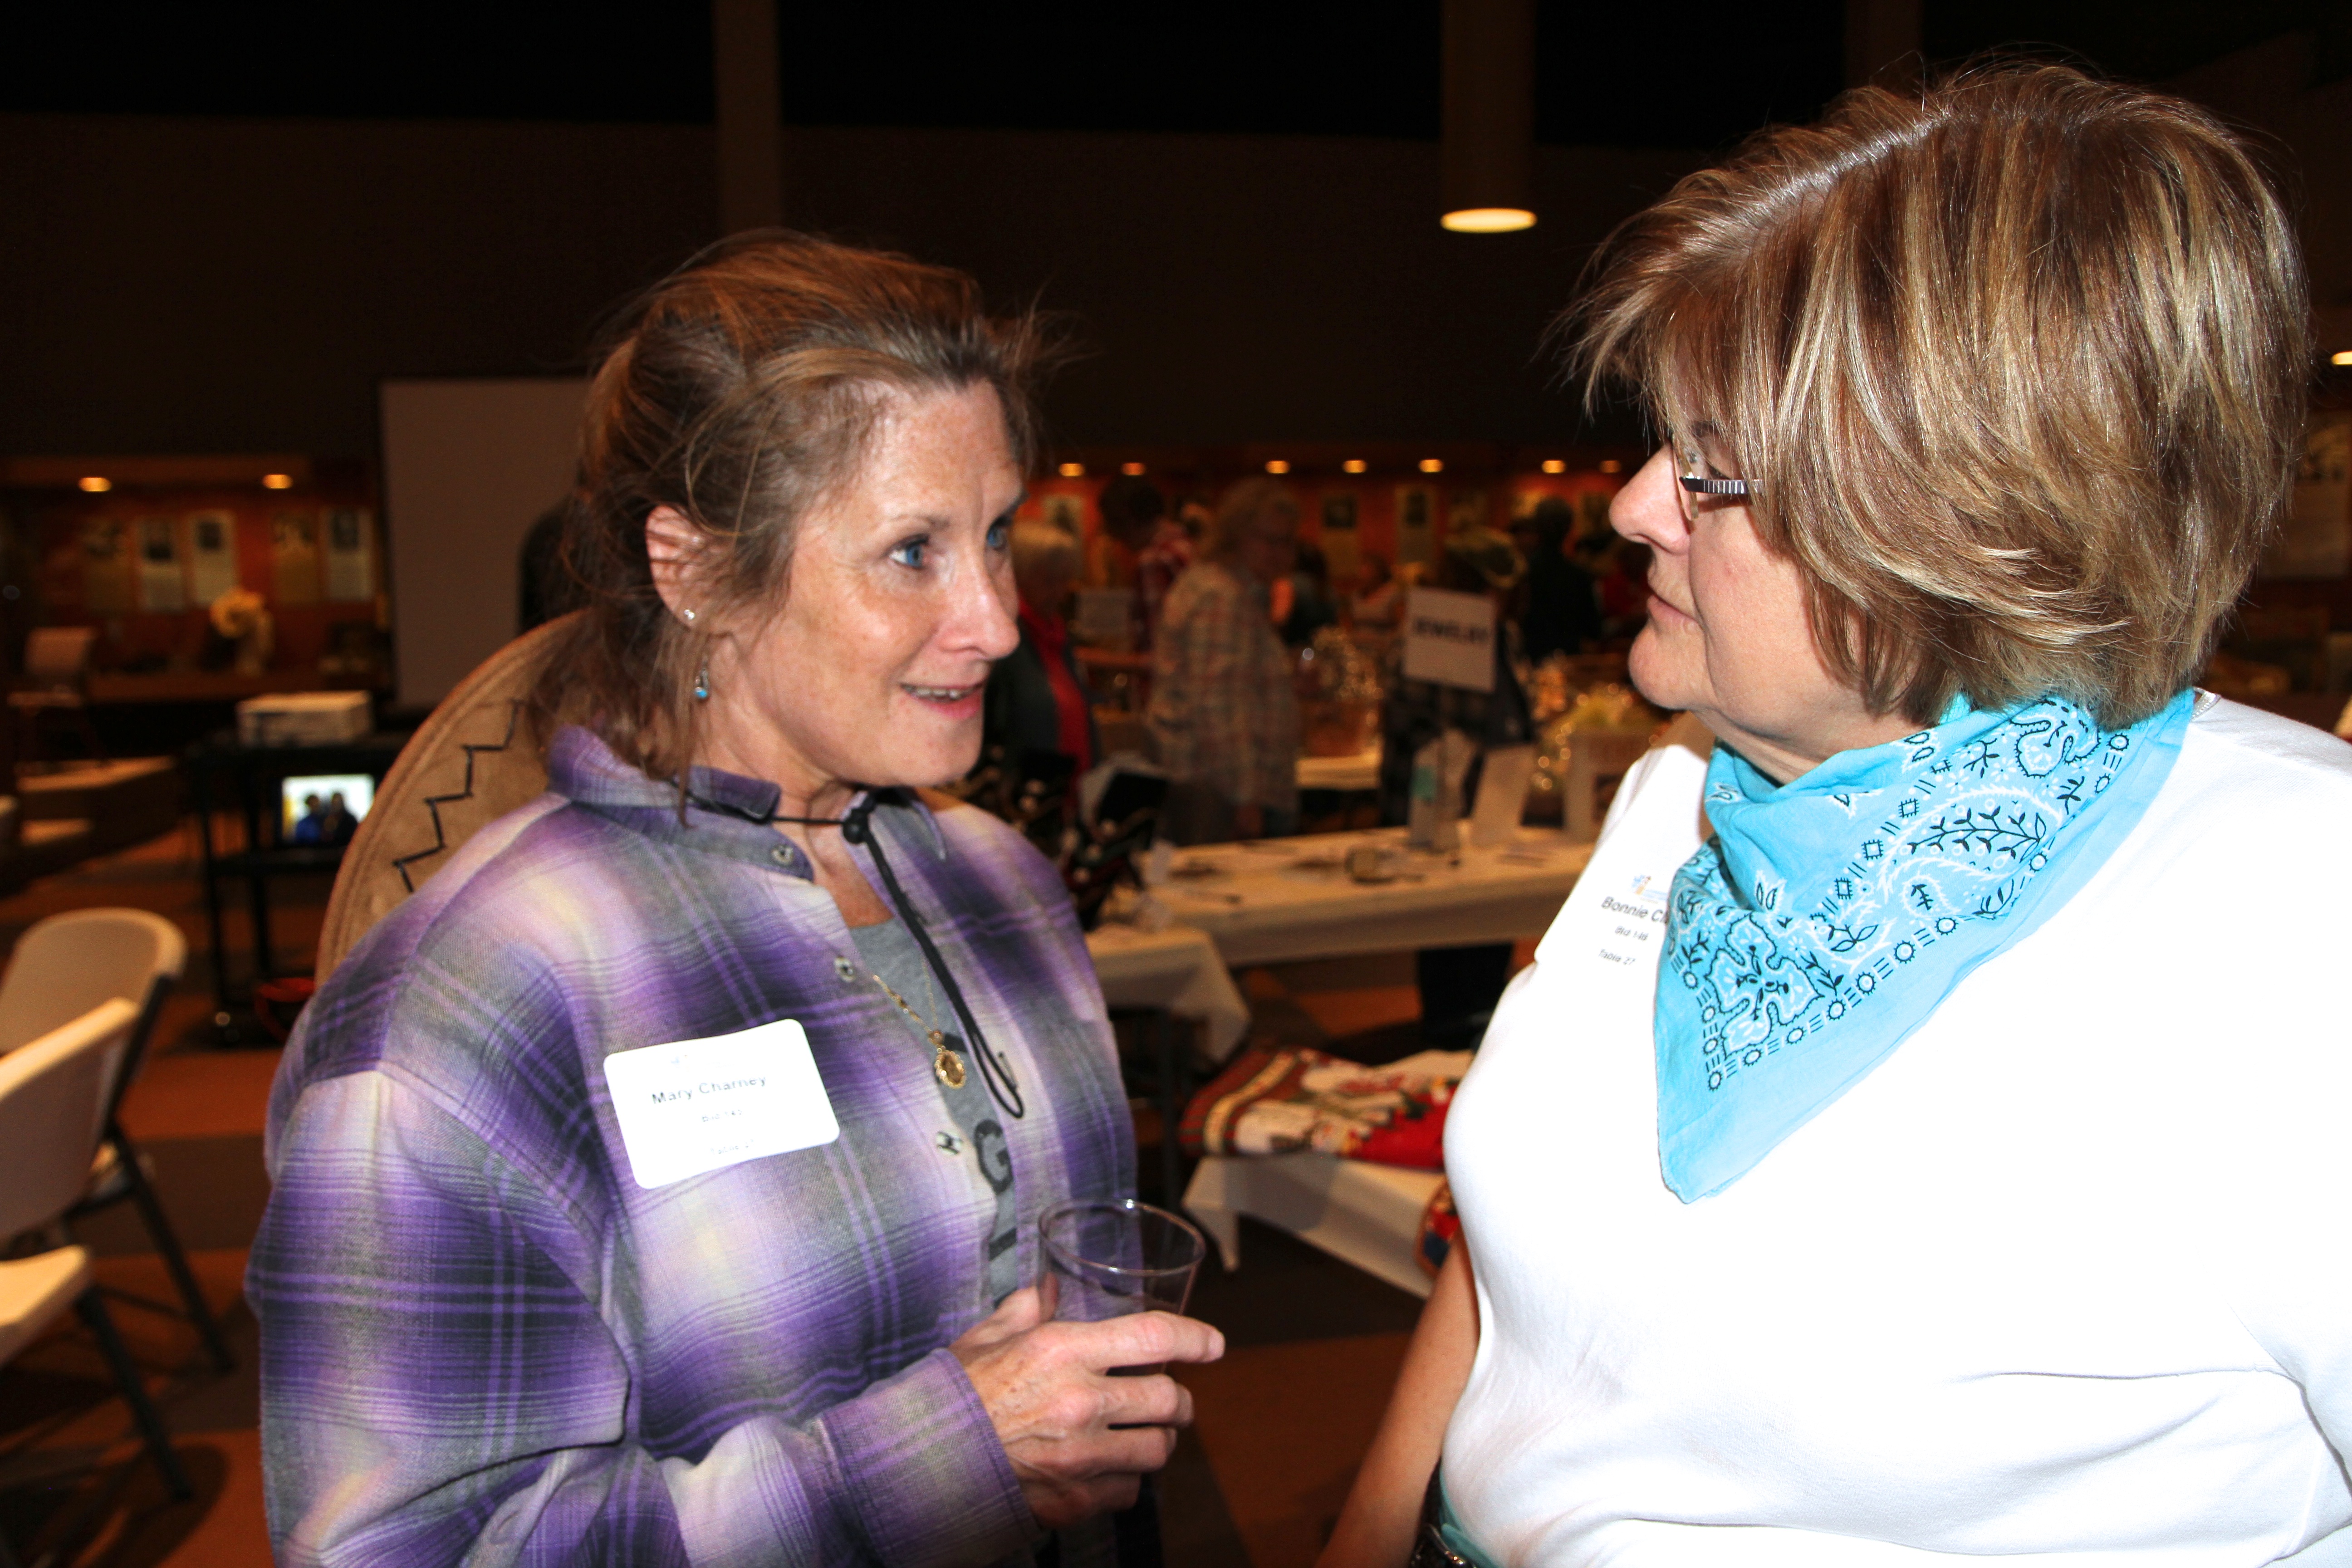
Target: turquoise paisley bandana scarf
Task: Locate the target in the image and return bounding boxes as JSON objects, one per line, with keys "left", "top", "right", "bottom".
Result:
{"left": 1656, "top": 689, "right": 2196, "bottom": 1201}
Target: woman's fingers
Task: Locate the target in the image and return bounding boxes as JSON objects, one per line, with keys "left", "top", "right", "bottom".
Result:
{"left": 1011, "top": 1422, "right": 1177, "bottom": 1529}
{"left": 956, "top": 1307, "right": 1225, "bottom": 1531}
{"left": 1051, "top": 1309, "right": 1226, "bottom": 1372}
{"left": 1094, "top": 1371, "right": 1194, "bottom": 1431}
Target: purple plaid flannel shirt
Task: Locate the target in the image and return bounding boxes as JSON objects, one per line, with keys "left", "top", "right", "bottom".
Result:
{"left": 249, "top": 727, "right": 1133, "bottom": 1566}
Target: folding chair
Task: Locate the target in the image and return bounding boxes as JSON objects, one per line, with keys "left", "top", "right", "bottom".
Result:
{"left": 0, "top": 910, "right": 230, "bottom": 1372}
{"left": 0, "top": 997, "right": 191, "bottom": 1568}
{"left": 8, "top": 625, "right": 104, "bottom": 764}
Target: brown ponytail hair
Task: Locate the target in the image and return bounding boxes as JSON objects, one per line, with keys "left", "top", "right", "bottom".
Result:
{"left": 534, "top": 231, "right": 1054, "bottom": 781}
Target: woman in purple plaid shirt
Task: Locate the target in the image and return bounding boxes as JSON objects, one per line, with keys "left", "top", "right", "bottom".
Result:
{"left": 250, "top": 235, "right": 1222, "bottom": 1567}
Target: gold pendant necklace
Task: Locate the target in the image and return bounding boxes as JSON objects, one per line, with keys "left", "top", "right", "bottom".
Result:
{"left": 871, "top": 970, "right": 968, "bottom": 1090}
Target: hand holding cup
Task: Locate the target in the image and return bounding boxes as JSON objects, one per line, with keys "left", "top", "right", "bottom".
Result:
{"left": 950, "top": 1198, "right": 1221, "bottom": 1530}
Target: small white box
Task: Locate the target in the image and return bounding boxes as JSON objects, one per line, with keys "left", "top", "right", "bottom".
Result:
{"left": 237, "top": 691, "right": 371, "bottom": 748}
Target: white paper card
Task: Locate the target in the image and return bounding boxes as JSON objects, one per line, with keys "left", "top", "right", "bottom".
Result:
{"left": 1469, "top": 744, "right": 1534, "bottom": 846}
{"left": 1402, "top": 586, "right": 1496, "bottom": 692}
{"left": 602, "top": 1018, "right": 839, "bottom": 1190}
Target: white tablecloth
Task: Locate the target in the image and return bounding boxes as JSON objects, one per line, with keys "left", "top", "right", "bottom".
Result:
{"left": 1152, "top": 826, "right": 1593, "bottom": 968}
{"left": 1084, "top": 921, "right": 1251, "bottom": 1063}
{"left": 1183, "top": 1150, "right": 1445, "bottom": 1299}
{"left": 1297, "top": 745, "right": 1380, "bottom": 793}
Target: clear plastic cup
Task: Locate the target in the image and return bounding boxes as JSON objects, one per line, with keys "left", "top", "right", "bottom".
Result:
{"left": 1036, "top": 1197, "right": 1207, "bottom": 1328}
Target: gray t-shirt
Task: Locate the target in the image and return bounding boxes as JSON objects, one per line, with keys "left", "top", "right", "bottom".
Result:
{"left": 849, "top": 916, "right": 1021, "bottom": 1306}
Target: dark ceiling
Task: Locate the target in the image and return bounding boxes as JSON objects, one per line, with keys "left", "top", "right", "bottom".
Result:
{"left": 3, "top": 3, "right": 2345, "bottom": 152}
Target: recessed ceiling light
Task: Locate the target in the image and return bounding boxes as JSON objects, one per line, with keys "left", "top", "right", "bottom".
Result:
{"left": 2334, "top": 350, "right": 2352, "bottom": 367}
{"left": 1441, "top": 208, "right": 1537, "bottom": 234}
{"left": 1598, "top": 459, "right": 1623, "bottom": 475}
{"left": 1342, "top": 459, "right": 1367, "bottom": 474}
{"left": 1264, "top": 459, "right": 1290, "bottom": 474}
{"left": 78, "top": 476, "right": 111, "bottom": 493}
{"left": 1121, "top": 461, "right": 1146, "bottom": 475}
{"left": 1419, "top": 458, "right": 1444, "bottom": 474}
{"left": 262, "top": 473, "right": 294, "bottom": 490}
{"left": 1540, "top": 459, "right": 1566, "bottom": 475}
{"left": 1058, "top": 462, "right": 1085, "bottom": 478}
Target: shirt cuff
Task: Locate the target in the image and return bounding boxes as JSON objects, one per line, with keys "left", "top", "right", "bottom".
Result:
{"left": 824, "top": 1346, "right": 1036, "bottom": 1568}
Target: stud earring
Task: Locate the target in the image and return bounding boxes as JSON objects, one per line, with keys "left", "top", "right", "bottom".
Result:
{"left": 681, "top": 608, "right": 697, "bottom": 625}
{"left": 694, "top": 661, "right": 710, "bottom": 702}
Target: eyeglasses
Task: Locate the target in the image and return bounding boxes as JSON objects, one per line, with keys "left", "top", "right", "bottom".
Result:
{"left": 1669, "top": 439, "right": 1752, "bottom": 520}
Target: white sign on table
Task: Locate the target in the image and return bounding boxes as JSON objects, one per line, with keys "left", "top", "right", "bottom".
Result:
{"left": 1401, "top": 586, "right": 1495, "bottom": 692}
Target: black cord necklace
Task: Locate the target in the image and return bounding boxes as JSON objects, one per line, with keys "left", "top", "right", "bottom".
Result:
{"left": 774, "top": 794, "right": 1027, "bottom": 1121}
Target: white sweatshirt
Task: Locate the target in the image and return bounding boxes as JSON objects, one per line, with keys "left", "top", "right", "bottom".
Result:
{"left": 1443, "top": 698, "right": 2352, "bottom": 1566}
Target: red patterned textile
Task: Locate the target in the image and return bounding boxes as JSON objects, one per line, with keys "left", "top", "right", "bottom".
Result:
{"left": 1177, "top": 1046, "right": 1467, "bottom": 1170}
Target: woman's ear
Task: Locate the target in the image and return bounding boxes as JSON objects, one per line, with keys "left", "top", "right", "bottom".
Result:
{"left": 644, "top": 506, "right": 708, "bottom": 624}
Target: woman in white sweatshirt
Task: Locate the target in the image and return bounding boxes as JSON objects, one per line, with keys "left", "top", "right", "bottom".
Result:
{"left": 1327, "top": 64, "right": 2352, "bottom": 1568}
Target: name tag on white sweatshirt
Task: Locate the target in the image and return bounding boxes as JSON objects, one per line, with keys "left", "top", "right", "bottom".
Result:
{"left": 603, "top": 1019, "right": 839, "bottom": 1190}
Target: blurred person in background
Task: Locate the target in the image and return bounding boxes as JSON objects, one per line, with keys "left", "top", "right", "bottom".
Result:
{"left": 1090, "top": 473, "right": 1188, "bottom": 652}
{"left": 1517, "top": 495, "right": 1603, "bottom": 663}
{"left": 988, "top": 519, "right": 1098, "bottom": 776}
{"left": 1281, "top": 539, "right": 1340, "bottom": 648}
{"left": 1591, "top": 533, "right": 1652, "bottom": 643}
{"left": 1148, "top": 477, "right": 1301, "bottom": 843}
{"left": 1376, "top": 527, "right": 1533, "bottom": 1049}
{"left": 1351, "top": 549, "right": 1402, "bottom": 632}
{"left": 1088, "top": 472, "right": 1158, "bottom": 590}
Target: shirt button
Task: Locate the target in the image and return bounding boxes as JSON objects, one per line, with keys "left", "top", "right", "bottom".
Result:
{"left": 771, "top": 845, "right": 795, "bottom": 867}
{"left": 833, "top": 956, "right": 857, "bottom": 982}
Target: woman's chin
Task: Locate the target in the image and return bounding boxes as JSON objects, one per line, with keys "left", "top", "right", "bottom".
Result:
{"left": 1625, "top": 627, "right": 1698, "bottom": 714}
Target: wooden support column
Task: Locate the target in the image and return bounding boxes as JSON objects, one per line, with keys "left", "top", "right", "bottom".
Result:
{"left": 712, "top": 0, "right": 782, "bottom": 234}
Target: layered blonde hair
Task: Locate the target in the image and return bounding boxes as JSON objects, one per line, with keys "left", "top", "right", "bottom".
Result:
{"left": 1570, "top": 65, "right": 2311, "bottom": 727}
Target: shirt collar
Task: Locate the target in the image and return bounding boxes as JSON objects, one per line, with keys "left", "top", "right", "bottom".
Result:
{"left": 548, "top": 725, "right": 948, "bottom": 870}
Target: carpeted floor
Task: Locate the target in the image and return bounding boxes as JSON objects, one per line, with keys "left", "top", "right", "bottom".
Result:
{"left": 0, "top": 819, "right": 1483, "bottom": 1568}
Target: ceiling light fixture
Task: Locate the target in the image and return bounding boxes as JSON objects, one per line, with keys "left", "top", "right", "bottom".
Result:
{"left": 1440, "top": 0, "right": 1537, "bottom": 234}
{"left": 262, "top": 473, "right": 295, "bottom": 490}
{"left": 1058, "top": 462, "right": 1085, "bottom": 478}
{"left": 1342, "top": 459, "right": 1367, "bottom": 474}
{"left": 1441, "top": 207, "right": 1536, "bottom": 233}
{"left": 1419, "top": 458, "right": 1445, "bottom": 474}
{"left": 1540, "top": 459, "right": 1566, "bottom": 474}
{"left": 1121, "top": 461, "right": 1146, "bottom": 475}
{"left": 1598, "top": 459, "right": 1622, "bottom": 475}
{"left": 78, "top": 476, "right": 112, "bottom": 493}
{"left": 1264, "top": 460, "right": 1291, "bottom": 474}
{"left": 2334, "top": 350, "right": 2352, "bottom": 367}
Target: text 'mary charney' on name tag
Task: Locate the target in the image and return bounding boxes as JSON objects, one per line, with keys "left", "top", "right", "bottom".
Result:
{"left": 603, "top": 1017, "right": 840, "bottom": 1190}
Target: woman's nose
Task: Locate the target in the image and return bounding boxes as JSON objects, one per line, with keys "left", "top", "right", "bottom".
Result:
{"left": 1610, "top": 446, "right": 1688, "bottom": 553}
{"left": 958, "top": 558, "right": 1022, "bottom": 661}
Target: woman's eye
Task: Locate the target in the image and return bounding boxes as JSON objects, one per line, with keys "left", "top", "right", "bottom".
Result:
{"left": 888, "top": 538, "right": 929, "bottom": 569}
{"left": 985, "top": 518, "right": 1011, "bottom": 552}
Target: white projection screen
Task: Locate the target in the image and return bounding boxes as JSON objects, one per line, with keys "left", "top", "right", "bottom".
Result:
{"left": 380, "top": 377, "right": 588, "bottom": 708}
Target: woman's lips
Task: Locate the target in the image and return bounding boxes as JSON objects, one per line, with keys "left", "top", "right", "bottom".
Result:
{"left": 1646, "top": 592, "right": 1696, "bottom": 628}
{"left": 902, "top": 681, "right": 985, "bottom": 719}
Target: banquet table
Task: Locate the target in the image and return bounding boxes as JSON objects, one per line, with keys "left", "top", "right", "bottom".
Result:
{"left": 1184, "top": 1150, "right": 1445, "bottom": 1298}
{"left": 1152, "top": 825, "right": 1594, "bottom": 968}
{"left": 1083, "top": 921, "right": 1250, "bottom": 1063}
{"left": 1296, "top": 744, "right": 1380, "bottom": 794}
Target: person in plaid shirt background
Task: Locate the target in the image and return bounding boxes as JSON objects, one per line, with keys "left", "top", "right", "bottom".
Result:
{"left": 1146, "top": 477, "right": 1302, "bottom": 844}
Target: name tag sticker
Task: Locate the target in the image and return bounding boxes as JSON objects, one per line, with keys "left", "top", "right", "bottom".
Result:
{"left": 603, "top": 1018, "right": 839, "bottom": 1190}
